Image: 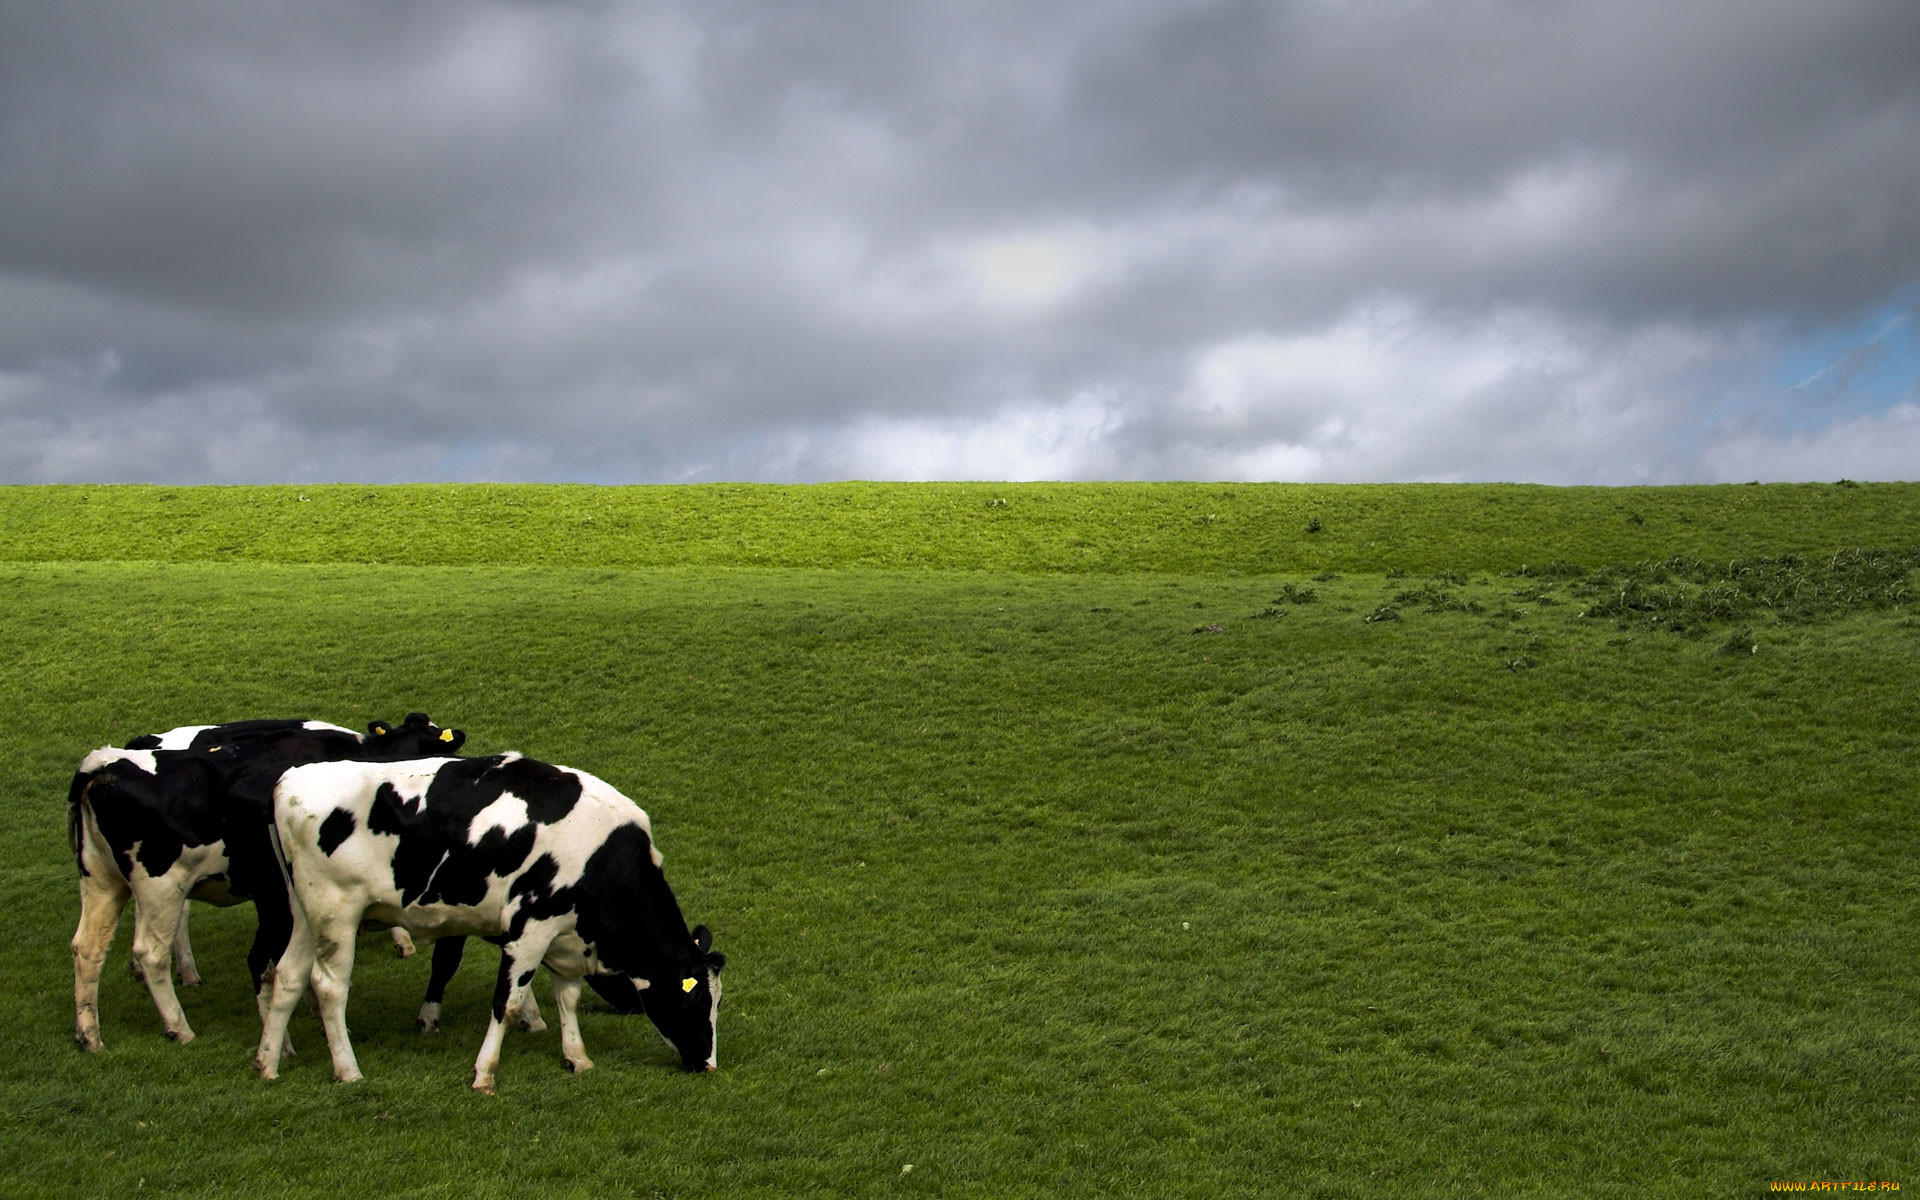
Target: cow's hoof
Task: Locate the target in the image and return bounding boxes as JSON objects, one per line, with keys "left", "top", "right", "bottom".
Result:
{"left": 517, "top": 1015, "right": 548, "bottom": 1034}
{"left": 75, "top": 1032, "right": 103, "bottom": 1053}
{"left": 165, "top": 1027, "right": 195, "bottom": 1045}
{"left": 334, "top": 1069, "right": 363, "bottom": 1084}
{"left": 417, "top": 1019, "right": 440, "bottom": 1035}
{"left": 180, "top": 975, "right": 203, "bottom": 989}
{"left": 472, "top": 1077, "right": 496, "bottom": 1095}
{"left": 564, "top": 1057, "right": 595, "bottom": 1075}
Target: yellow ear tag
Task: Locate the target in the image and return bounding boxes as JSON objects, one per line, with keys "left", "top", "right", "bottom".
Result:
{"left": 371, "top": 724, "right": 388, "bottom": 736}
{"left": 681, "top": 977, "right": 698, "bottom": 994}
{"left": 439, "top": 729, "right": 455, "bottom": 742}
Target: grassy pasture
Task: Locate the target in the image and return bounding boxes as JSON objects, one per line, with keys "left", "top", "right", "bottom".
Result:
{"left": 1, "top": 483, "right": 1916, "bottom": 1198}
{"left": 4, "top": 479, "right": 1918, "bottom": 572}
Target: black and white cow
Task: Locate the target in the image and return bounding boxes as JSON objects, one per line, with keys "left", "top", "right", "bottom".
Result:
{"left": 67, "top": 714, "right": 468, "bottom": 1051}
{"left": 256, "top": 752, "right": 725, "bottom": 1091}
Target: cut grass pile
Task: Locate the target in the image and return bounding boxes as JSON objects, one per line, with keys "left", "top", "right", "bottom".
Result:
{"left": 0, "top": 483, "right": 1915, "bottom": 1198}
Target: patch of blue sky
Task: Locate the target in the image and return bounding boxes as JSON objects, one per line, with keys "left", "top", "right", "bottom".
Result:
{"left": 1768, "top": 288, "right": 1920, "bottom": 430}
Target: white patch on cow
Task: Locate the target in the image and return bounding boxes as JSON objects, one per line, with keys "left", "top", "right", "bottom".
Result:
{"left": 80, "top": 747, "right": 156, "bottom": 775}
{"left": 302, "top": 720, "right": 358, "bottom": 737}
{"left": 468, "top": 794, "right": 530, "bottom": 846}
{"left": 562, "top": 766, "right": 663, "bottom": 866}
{"left": 151, "top": 725, "right": 217, "bottom": 750}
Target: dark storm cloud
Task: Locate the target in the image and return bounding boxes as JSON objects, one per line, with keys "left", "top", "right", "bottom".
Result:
{"left": 2, "top": 0, "right": 1917, "bottom": 483}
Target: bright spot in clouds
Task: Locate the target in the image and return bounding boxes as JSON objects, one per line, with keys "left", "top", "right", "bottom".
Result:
{"left": 963, "top": 232, "right": 1101, "bottom": 310}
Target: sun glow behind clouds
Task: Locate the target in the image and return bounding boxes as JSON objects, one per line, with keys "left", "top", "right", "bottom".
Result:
{"left": 961, "top": 231, "right": 1103, "bottom": 309}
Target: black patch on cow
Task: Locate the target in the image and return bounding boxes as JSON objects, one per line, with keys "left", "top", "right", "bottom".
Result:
{"left": 570, "top": 824, "right": 680, "bottom": 972}
{"left": 367, "top": 782, "right": 421, "bottom": 838}
{"left": 318, "top": 808, "right": 357, "bottom": 856}
{"left": 501, "top": 853, "right": 569, "bottom": 941}
{"left": 373, "top": 756, "right": 587, "bottom": 909}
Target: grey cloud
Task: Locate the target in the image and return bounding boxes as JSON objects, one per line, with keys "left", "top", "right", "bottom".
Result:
{"left": 2, "top": 0, "right": 1916, "bottom": 483}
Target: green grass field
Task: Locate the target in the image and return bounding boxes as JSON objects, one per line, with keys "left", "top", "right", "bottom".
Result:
{"left": 2, "top": 483, "right": 1915, "bottom": 1198}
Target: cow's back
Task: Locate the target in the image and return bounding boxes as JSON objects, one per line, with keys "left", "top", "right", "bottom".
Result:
{"left": 275, "top": 754, "right": 655, "bottom": 938}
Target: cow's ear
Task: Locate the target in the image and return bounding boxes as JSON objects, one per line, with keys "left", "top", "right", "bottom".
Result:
{"left": 706, "top": 950, "right": 727, "bottom": 975}
{"left": 438, "top": 728, "right": 466, "bottom": 751}
{"left": 691, "top": 925, "right": 713, "bottom": 954}
{"left": 367, "top": 721, "right": 391, "bottom": 737}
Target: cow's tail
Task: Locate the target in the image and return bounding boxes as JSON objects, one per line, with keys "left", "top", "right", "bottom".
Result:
{"left": 65, "top": 769, "right": 94, "bottom": 875}
{"left": 264, "top": 815, "right": 298, "bottom": 908}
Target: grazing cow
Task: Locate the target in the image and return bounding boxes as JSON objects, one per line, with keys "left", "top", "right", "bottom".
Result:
{"left": 67, "top": 714, "right": 467, "bottom": 1051}
{"left": 256, "top": 752, "right": 725, "bottom": 1091}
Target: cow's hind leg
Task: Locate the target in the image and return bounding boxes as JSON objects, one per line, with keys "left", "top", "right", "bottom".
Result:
{"left": 553, "top": 976, "right": 592, "bottom": 1075}
{"left": 172, "top": 903, "right": 202, "bottom": 988}
{"left": 128, "top": 880, "right": 195, "bottom": 1044}
{"left": 510, "top": 968, "right": 547, "bottom": 1033}
{"left": 418, "top": 936, "right": 465, "bottom": 1033}
{"left": 256, "top": 902, "right": 318, "bottom": 1080}
{"left": 72, "top": 870, "right": 129, "bottom": 1052}
{"left": 309, "top": 917, "right": 364, "bottom": 1083}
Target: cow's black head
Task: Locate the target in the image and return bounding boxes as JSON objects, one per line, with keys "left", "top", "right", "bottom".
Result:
{"left": 591, "top": 925, "right": 725, "bottom": 1071}
{"left": 365, "top": 712, "right": 465, "bottom": 757}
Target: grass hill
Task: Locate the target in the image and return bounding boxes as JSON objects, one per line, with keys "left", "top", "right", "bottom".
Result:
{"left": 3, "top": 479, "right": 1916, "bottom": 572}
{"left": 2, "top": 482, "right": 1914, "bottom": 1198}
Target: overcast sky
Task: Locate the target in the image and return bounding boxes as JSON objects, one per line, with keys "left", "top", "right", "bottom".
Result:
{"left": 3, "top": 0, "right": 1917, "bottom": 485}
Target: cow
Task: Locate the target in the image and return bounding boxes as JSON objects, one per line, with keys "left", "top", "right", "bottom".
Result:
{"left": 123, "top": 725, "right": 421, "bottom": 975}
{"left": 255, "top": 752, "right": 725, "bottom": 1092}
{"left": 67, "top": 713, "right": 471, "bottom": 1052}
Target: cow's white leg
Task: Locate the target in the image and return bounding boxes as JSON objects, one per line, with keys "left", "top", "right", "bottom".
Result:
{"left": 473, "top": 940, "right": 550, "bottom": 1093}
{"left": 472, "top": 1012, "right": 510, "bottom": 1094}
{"left": 72, "top": 871, "right": 130, "bottom": 1052}
{"left": 553, "top": 976, "right": 592, "bottom": 1075}
{"left": 128, "top": 881, "right": 194, "bottom": 1044}
{"left": 256, "top": 903, "right": 317, "bottom": 1079}
{"left": 389, "top": 928, "right": 416, "bottom": 958}
{"left": 309, "top": 918, "right": 363, "bottom": 1083}
{"left": 172, "top": 903, "right": 202, "bottom": 988}
{"left": 510, "top": 982, "right": 547, "bottom": 1033}
{"left": 253, "top": 968, "right": 297, "bottom": 1060}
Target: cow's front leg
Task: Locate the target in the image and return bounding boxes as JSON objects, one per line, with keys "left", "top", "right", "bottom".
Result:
{"left": 553, "top": 976, "right": 592, "bottom": 1075}
{"left": 473, "top": 945, "right": 546, "bottom": 1093}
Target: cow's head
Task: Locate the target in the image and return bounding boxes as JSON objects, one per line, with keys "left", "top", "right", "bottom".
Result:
{"left": 365, "top": 712, "right": 465, "bottom": 757}
{"left": 590, "top": 925, "right": 725, "bottom": 1071}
